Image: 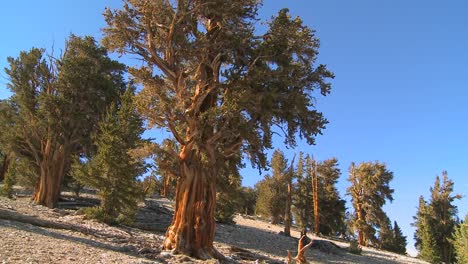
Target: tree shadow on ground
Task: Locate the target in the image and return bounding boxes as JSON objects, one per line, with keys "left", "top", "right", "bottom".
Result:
{"left": 0, "top": 209, "right": 167, "bottom": 263}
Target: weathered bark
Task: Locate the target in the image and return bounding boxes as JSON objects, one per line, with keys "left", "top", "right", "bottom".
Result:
{"left": 284, "top": 155, "right": 295, "bottom": 236}
{"left": 356, "top": 203, "right": 365, "bottom": 246}
{"left": 312, "top": 160, "right": 319, "bottom": 235}
{"left": 287, "top": 235, "right": 314, "bottom": 264}
{"left": 284, "top": 181, "right": 292, "bottom": 236}
{"left": 163, "top": 148, "right": 222, "bottom": 260}
{"left": 0, "top": 154, "right": 11, "bottom": 182}
{"left": 32, "top": 143, "right": 69, "bottom": 208}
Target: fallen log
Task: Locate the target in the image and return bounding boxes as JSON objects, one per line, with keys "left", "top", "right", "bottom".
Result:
{"left": 0, "top": 208, "right": 124, "bottom": 240}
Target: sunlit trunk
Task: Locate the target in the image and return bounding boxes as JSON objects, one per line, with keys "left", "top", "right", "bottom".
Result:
{"left": 356, "top": 203, "right": 365, "bottom": 246}
{"left": 32, "top": 143, "right": 69, "bottom": 208}
{"left": 163, "top": 149, "right": 221, "bottom": 259}
{"left": 312, "top": 161, "right": 319, "bottom": 235}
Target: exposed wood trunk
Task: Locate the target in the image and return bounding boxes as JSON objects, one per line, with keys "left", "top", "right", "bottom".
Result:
{"left": 32, "top": 143, "right": 69, "bottom": 208}
{"left": 356, "top": 202, "right": 365, "bottom": 246}
{"left": 162, "top": 173, "right": 169, "bottom": 197}
{"left": 163, "top": 148, "right": 222, "bottom": 260}
{"left": 284, "top": 154, "right": 295, "bottom": 236}
{"left": 287, "top": 235, "right": 314, "bottom": 264}
{"left": 284, "top": 181, "right": 292, "bottom": 236}
{"left": 0, "top": 154, "right": 11, "bottom": 182}
{"left": 312, "top": 160, "right": 319, "bottom": 235}
{"left": 0, "top": 208, "right": 126, "bottom": 240}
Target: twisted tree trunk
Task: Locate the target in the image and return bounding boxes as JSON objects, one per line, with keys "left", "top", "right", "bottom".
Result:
{"left": 163, "top": 147, "right": 222, "bottom": 259}
{"left": 33, "top": 142, "right": 69, "bottom": 208}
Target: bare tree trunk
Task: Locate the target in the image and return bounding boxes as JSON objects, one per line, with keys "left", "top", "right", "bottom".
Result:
{"left": 163, "top": 149, "right": 222, "bottom": 260}
{"left": 284, "top": 181, "right": 292, "bottom": 236}
{"left": 33, "top": 144, "right": 69, "bottom": 208}
{"left": 162, "top": 173, "right": 168, "bottom": 197}
{"left": 284, "top": 154, "right": 295, "bottom": 236}
{"left": 0, "top": 154, "right": 11, "bottom": 182}
{"left": 312, "top": 160, "right": 319, "bottom": 235}
{"left": 356, "top": 203, "right": 365, "bottom": 246}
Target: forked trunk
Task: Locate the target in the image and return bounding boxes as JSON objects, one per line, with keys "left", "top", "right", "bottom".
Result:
{"left": 163, "top": 156, "right": 222, "bottom": 259}
{"left": 33, "top": 144, "right": 69, "bottom": 208}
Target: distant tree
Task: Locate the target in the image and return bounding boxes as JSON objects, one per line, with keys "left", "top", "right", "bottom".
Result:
{"left": 293, "top": 153, "right": 312, "bottom": 231}
{"left": 102, "top": 0, "right": 333, "bottom": 258}
{"left": 255, "top": 175, "right": 274, "bottom": 218}
{"left": 392, "top": 221, "right": 407, "bottom": 254}
{"left": 255, "top": 150, "right": 288, "bottom": 224}
{"left": 4, "top": 36, "right": 126, "bottom": 208}
{"left": 215, "top": 158, "right": 243, "bottom": 224}
{"left": 413, "top": 195, "right": 428, "bottom": 251}
{"left": 347, "top": 161, "right": 394, "bottom": 246}
{"left": 237, "top": 186, "right": 257, "bottom": 216}
{"left": 152, "top": 139, "right": 180, "bottom": 198}
{"left": 378, "top": 218, "right": 407, "bottom": 254}
{"left": 378, "top": 216, "right": 395, "bottom": 251}
{"left": 453, "top": 213, "right": 468, "bottom": 264}
{"left": 413, "top": 172, "right": 461, "bottom": 263}
{"left": 284, "top": 154, "right": 296, "bottom": 236}
{"left": 72, "top": 88, "right": 146, "bottom": 225}
{"left": 316, "top": 157, "right": 346, "bottom": 236}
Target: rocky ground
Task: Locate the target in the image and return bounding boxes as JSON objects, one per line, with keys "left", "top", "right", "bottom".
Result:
{"left": 0, "top": 190, "right": 428, "bottom": 264}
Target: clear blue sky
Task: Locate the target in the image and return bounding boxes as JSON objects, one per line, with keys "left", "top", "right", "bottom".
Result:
{"left": 1, "top": 0, "right": 467, "bottom": 256}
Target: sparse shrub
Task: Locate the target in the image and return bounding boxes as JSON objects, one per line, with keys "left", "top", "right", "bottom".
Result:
{"left": 349, "top": 240, "right": 362, "bottom": 255}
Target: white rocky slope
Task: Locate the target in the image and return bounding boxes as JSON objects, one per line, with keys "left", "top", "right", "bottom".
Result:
{"left": 0, "top": 194, "right": 428, "bottom": 264}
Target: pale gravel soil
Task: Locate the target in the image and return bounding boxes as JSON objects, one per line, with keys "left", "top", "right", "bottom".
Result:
{"left": 0, "top": 193, "right": 429, "bottom": 264}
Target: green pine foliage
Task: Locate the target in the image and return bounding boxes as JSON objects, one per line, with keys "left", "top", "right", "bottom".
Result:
{"left": 215, "top": 160, "right": 243, "bottom": 224}
{"left": 293, "top": 153, "right": 313, "bottom": 230}
{"left": 237, "top": 187, "right": 257, "bottom": 216}
{"left": 413, "top": 172, "right": 461, "bottom": 263}
{"left": 3, "top": 35, "right": 126, "bottom": 207}
{"left": 255, "top": 150, "right": 288, "bottom": 224}
{"left": 392, "top": 221, "right": 407, "bottom": 255}
{"left": 377, "top": 218, "right": 407, "bottom": 254}
{"left": 72, "top": 88, "right": 146, "bottom": 225}
{"left": 316, "top": 157, "right": 346, "bottom": 236}
{"left": 347, "top": 161, "right": 394, "bottom": 246}
{"left": 453, "top": 214, "right": 468, "bottom": 264}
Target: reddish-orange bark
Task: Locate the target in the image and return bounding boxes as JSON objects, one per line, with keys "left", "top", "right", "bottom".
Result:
{"left": 163, "top": 147, "right": 222, "bottom": 259}
{"left": 312, "top": 161, "right": 320, "bottom": 235}
{"left": 32, "top": 142, "right": 69, "bottom": 208}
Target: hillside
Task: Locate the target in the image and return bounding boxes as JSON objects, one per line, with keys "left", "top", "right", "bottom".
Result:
{"left": 0, "top": 192, "right": 428, "bottom": 264}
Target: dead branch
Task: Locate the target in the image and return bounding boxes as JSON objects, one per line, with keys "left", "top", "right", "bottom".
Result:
{"left": 287, "top": 235, "right": 314, "bottom": 264}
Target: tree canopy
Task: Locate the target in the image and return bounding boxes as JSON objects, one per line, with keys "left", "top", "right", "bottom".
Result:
{"left": 102, "top": 0, "right": 333, "bottom": 258}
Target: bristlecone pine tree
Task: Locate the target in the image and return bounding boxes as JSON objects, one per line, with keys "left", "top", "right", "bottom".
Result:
{"left": 293, "top": 153, "right": 313, "bottom": 231}
{"left": 4, "top": 36, "right": 126, "bottom": 208}
{"left": 453, "top": 213, "right": 468, "bottom": 264}
{"left": 347, "top": 161, "right": 394, "bottom": 246}
{"left": 413, "top": 172, "right": 461, "bottom": 263}
{"left": 102, "top": 0, "right": 333, "bottom": 259}
{"left": 72, "top": 87, "right": 146, "bottom": 225}
{"left": 152, "top": 138, "right": 180, "bottom": 198}
{"left": 255, "top": 150, "right": 288, "bottom": 224}
{"left": 315, "top": 157, "right": 346, "bottom": 236}
{"left": 378, "top": 217, "right": 407, "bottom": 254}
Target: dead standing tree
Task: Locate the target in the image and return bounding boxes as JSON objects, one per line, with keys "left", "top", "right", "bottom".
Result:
{"left": 103, "top": 0, "right": 333, "bottom": 259}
